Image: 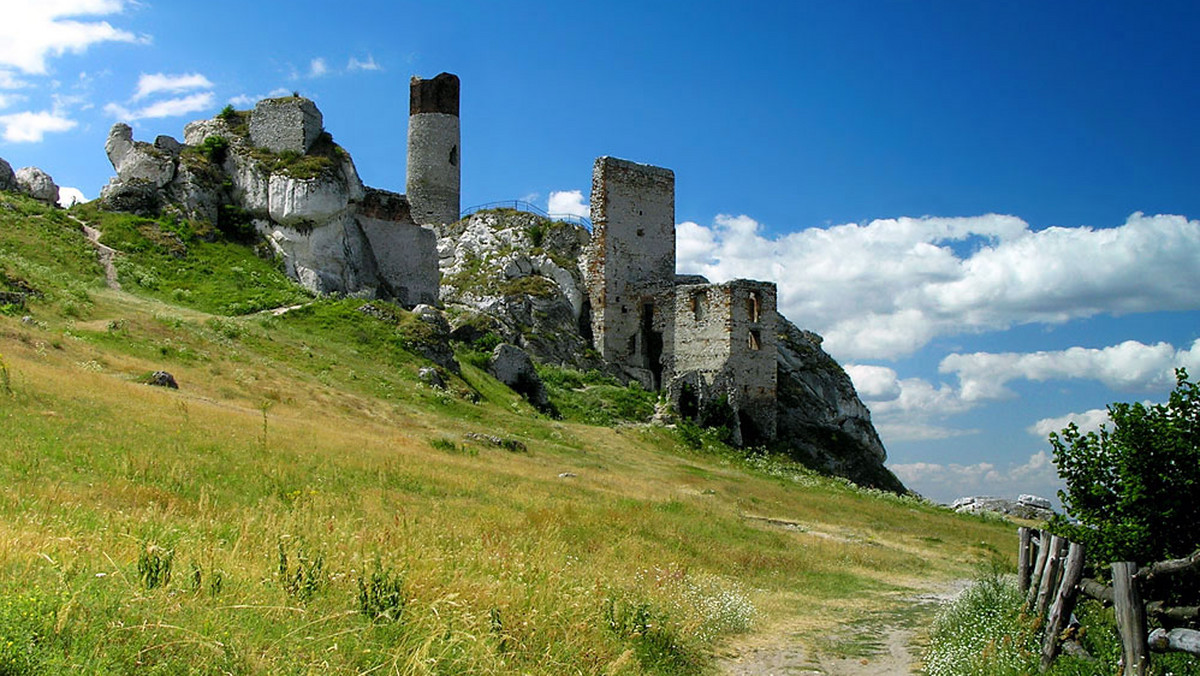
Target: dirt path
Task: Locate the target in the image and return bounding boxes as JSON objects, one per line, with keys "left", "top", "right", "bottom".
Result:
{"left": 718, "top": 580, "right": 968, "bottom": 676}
{"left": 72, "top": 215, "right": 121, "bottom": 290}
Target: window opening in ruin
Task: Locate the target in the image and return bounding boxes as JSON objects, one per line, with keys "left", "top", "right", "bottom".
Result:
{"left": 748, "top": 329, "right": 762, "bottom": 351}
{"left": 636, "top": 228, "right": 644, "bottom": 237}
{"left": 691, "top": 291, "right": 705, "bottom": 321}
{"left": 640, "top": 303, "right": 664, "bottom": 389}
{"left": 748, "top": 291, "right": 761, "bottom": 323}
{"left": 449, "top": 145, "right": 458, "bottom": 166}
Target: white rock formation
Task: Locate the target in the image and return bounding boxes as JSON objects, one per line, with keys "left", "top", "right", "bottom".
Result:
{"left": 16, "top": 166, "right": 59, "bottom": 205}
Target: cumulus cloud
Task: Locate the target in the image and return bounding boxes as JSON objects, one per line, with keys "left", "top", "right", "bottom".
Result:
{"left": 1028, "top": 408, "right": 1111, "bottom": 438}
{"left": 848, "top": 338, "right": 1200, "bottom": 445}
{"left": 308, "top": 58, "right": 329, "bottom": 78}
{"left": 132, "top": 72, "right": 212, "bottom": 101}
{"left": 891, "top": 451, "right": 1061, "bottom": 505}
{"left": 548, "top": 190, "right": 589, "bottom": 219}
{"left": 677, "top": 212, "right": 1200, "bottom": 361}
{"left": 847, "top": 367, "right": 979, "bottom": 443}
{"left": 105, "top": 91, "right": 214, "bottom": 121}
{"left": 941, "top": 339, "right": 1200, "bottom": 400}
{"left": 0, "top": 109, "right": 76, "bottom": 142}
{"left": 0, "top": 1, "right": 142, "bottom": 75}
{"left": 347, "top": 55, "right": 381, "bottom": 72}
{"left": 57, "top": 186, "right": 86, "bottom": 207}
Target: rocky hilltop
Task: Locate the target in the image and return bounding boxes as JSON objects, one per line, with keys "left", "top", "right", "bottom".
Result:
{"left": 0, "top": 89, "right": 904, "bottom": 493}
{"left": 433, "top": 209, "right": 905, "bottom": 492}
{"left": 99, "top": 98, "right": 437, "bottom": 306}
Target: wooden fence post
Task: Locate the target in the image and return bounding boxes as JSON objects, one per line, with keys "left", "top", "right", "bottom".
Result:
{"left": 1035, "top": 536, "right": 1067, "bottom": 619}
{"left": 1040, "top": 541, "right": 1086, "bottom": 670}
{"left": 1113, "top": 561, "right": 1149, "bottom": 676}
{"left": 1028, "top": 530, "right": 1052, "bottom": 607}
{"left": 1018, "top": 527, "right": 1034, "bottom": 594}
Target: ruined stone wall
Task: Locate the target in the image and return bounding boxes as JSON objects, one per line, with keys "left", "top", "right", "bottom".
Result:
{"left": 406, "top": 73, "right": 460, "bottom": 226}
{"left": 249, "top": 98, "right": 324, "bottom": 154}
{"left": 585, "top": 156, "right": 676, "bottom": 389}
{"left": 671, "top": 279, "right": 778, "bottom": 442}
{"left": 356, "top": 188, "right": 439, "bottom": 306}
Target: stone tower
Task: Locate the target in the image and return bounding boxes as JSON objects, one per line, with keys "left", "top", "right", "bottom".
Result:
{"left": 585, "top": 156, "right": 676, "bottom": 390}
{"left": 406, "top": 72, "right": 460, "bottom": 226}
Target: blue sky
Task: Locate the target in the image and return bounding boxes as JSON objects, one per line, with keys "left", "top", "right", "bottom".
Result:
{"left": 2, "top": 1, "right": 1199, "bottom": 504}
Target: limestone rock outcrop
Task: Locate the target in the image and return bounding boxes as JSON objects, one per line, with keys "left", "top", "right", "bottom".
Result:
{"left": 0, "top": 157, "right": 17, "bottom": 192}
{"left": 774, "top": 318, "right": 905, "bottom": 492}
{"left": 99, "top": 98, "right": 438, "bottom": 304}
{"left": 952, "top": 495, "right": 1054, "bottom": 521}
{"left": 488, "top": 343, "right": 549, "bottom": 410}
{"left": 105, "top": 123, "right": 177, "bottom": 188}
{"left": 435, "top": 210, "right": 600, "bottom": 370}
{"left": 15, "top": 166, "right": 59, "bottom": 205}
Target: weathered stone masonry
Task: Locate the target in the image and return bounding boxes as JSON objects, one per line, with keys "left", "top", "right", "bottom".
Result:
{"left": 585, "top": 156, "right": 677, "bottom": 390}
{"left": 585, "top": 155, "right": 779, "bottom": 445}
{"left": 407, "top": 73, "right": 461, "bottom": 227}
{"left": 673, "top": 280, "right": 778, "bottom": 444}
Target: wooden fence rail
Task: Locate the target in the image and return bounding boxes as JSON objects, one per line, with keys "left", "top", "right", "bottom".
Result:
{"left": 1017, "top": 528, "right": 1200, "bottom": 674}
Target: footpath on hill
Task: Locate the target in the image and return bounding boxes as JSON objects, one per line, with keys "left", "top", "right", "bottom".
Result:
{"left": 718, "top": 579, "right": 969, "bottom": 675}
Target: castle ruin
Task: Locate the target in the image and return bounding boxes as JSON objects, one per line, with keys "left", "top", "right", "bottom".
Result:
{"left": 584, "top": 156, "right": 779, "bottom": 444}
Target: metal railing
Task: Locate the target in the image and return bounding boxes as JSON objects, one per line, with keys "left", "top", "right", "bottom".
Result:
{"left": 459, "top": 200, "right": 592, "bottom": 229}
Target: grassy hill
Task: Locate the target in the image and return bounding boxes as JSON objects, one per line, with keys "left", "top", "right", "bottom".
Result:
{"left": 0, "top": 191, "right": 1015, "bottom": 674}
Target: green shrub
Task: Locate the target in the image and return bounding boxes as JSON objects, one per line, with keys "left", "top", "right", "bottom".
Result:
{"left": 1049, "top": 368, "right": 1200, "bottom": 565}
{"left": 356, "top": 560, "right": 405, "bottom": 623}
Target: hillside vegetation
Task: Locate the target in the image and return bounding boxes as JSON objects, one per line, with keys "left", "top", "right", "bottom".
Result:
{"left": 0, "top": 191, "right": 1014, "bottom": 674}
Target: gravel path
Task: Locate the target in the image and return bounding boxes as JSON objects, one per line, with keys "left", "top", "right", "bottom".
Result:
{"left": 718, "top": 580, "right": 969, "bottom": 676}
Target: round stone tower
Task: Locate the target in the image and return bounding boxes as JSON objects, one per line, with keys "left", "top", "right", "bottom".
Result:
{"left": 406, "top": 72, "right": 460, "bottom": 226}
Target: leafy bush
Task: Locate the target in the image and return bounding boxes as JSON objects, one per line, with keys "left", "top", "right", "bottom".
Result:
{"left": 356, "top": 560, "right": 406, "bottom": 623}
{"left": 1049, "top": 368, "right": 1200, "bottom": 564}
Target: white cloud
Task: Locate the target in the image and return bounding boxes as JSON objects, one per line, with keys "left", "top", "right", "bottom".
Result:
{"left": 1028, "top": 408, "right": 1111, "bottom": 438}
{"left": 309, "top": 58, "right": 329, "bottom": 78}
{"left": 347, "top": 55, "right": 381, "bottom": 72}
{"left": 890, "top": 451, "right": 1061, "bottom": 505}
{"left": 0, "top": 109, "right": 76, "bottom": 142}
{"left": 228, "top": 88, "right": 290, "bottom": 108}
{"left": 105, "top": 91, "right": 213, "bottom": 121}
{"left": 0, "top": 1, "right": 142, "bottom": 75}
{"left": 132, "top": 72, "right": 212, "bottom": 101}
{"left": 941, "top": 339, "right": 1200, "bottom": 401}
{"left": 57, "top": 186, "right": 86, "bottom": 207}
{"left": 0, "top": 92, "right": 27, "bottom": 110}
{"left": 548, "top": 190, "right": 589, "bottom": 219}
{"left": 844, "top": 364, "right": 901, "bottom": 400}
{"left": 0, "top": 70, "right": 28, "bottom": 89}
{"left": 676, "top": 212, "right": 1200, "bottom": 361}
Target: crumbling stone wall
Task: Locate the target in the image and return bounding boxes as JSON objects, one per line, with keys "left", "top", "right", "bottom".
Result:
{"left": 672, "top": 280, "right": 778, "bottom": 444}
{"left": 585, "top": 156, "right": 676, "bottom": 390}
{"left": 406, "top": 73, "right": 460, "bottom": 226}
{"left": 250, "top": 97, "right": 324, "bottom": 154}
{"left": 356, "top": 187, "right": 439, "bottom": 306}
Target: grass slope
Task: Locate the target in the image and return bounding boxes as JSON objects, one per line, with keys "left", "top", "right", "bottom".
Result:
{"left": 0, "top": 192, "right": 1016, "bottom": 674}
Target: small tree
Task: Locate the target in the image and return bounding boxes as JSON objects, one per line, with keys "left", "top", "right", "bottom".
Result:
{"left": 1048, "top": 368, "right": 1200, "bottom": 565}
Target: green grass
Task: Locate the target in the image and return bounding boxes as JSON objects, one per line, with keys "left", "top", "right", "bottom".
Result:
{"left": 924, "top": 566, "right": 1200, "bottom": 675}
{"left": 0, "top": 190, "right": 1020, "bottom": 673}
{"left": 71, "top": 202, "right": 311, "bottom": 315}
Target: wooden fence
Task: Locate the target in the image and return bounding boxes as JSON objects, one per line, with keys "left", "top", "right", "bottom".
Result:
{"left": 1018, "top": 527, "right": 1200, "bottom": 674}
